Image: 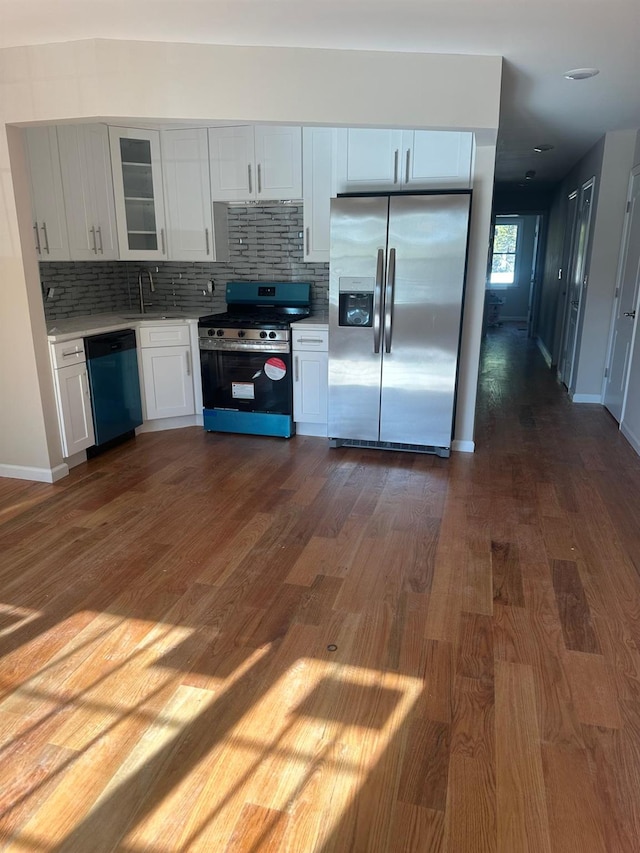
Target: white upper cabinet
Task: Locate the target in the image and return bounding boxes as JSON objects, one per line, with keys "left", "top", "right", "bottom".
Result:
{"left": 336, "top": 128, "right": 474, "bottom": 193}
{"left": 405, "top": 131, "right": 473, "bottom": 188}
{"left": 209, "top": 125, "right": 302, "bottom": 202}
{"left": 109, "top": 127, "right": 168, "bottom": 261}
{"left": 208, "top": 126, "right": 255, "bottom": 201}
{"left": 24, "top": 126, "right": 70, "bottom": 261}
{"left": 57, "top": 124, "right": 119, "bottom": 261}
{"left": 161, "top": 128, "right": 229, "bottom": 262}
{"left": 302, "top": 127, "right": 336, "bottom": 263}
{"left": 253, "top": 126, "right": 302, "bottom": 200}
{"left": 336, "top": 129, "right": 404, "bottom": 191}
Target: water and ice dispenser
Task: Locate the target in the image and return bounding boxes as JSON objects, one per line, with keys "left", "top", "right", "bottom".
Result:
{"left": 338, "top": 277, "right": 375, "bottom": 327}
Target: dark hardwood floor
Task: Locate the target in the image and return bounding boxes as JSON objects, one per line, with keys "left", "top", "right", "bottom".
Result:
{"left": 1, "top": 323, "right": 640, "bottom": 851}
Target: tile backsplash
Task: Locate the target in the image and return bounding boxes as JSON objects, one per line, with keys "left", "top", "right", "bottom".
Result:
{"left": 41, "top": 203, "right": 329, "bottom": 322}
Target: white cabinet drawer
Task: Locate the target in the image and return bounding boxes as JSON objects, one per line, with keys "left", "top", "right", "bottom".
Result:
{"left": 139, "top": 324, "right": 191, "bottom": 348}
{"left": 51, "top": 338, "right": 86, "bottom": 368}
{"left": 292, "top": 329, "right": 328, "bottom": 351}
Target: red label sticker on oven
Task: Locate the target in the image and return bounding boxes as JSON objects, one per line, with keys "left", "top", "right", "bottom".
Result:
{"left": 264, "top": 357, "right": 287, "bottom": 381}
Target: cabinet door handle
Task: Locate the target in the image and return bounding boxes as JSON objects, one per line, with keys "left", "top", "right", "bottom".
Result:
{"left": 41, "top": 222, "right": 50, "bottom": 254}
{"left": 33, "top": 222, "right": 41, "bottom": 254}
{"left": 305, "top": 227, "right": 310, "bottom": 256}
{"left": 89, "top": 226, "right": 97, "bottom": 254}
{"left": 295, "top": 355, "right": 299, "bottom": 382}
{"left": 393, "top": 150, "right": 399, "bottom": 184}
{"left": 160, "top": 228, "right": 166, "bottom": 255}
{"left": 62, "top": 348, "right": 82, "bottom": 358}
{"left": 186, "top": 350, "right": 192, "bottom": 376}
{"left": 247, "top": 164, "right": 253, "bottom": 195}
{"left": 82, "top": 371, "right": 91, "bottom": 397}
{"left": 96, "top": 226, "right": 103, "bottom": 254}
{"left": 298, "top": 337, "right": 323, "bottom": 344}
{"left": 205, "top": 227, "right": 210, "bottom": 255}
{"left": 257, "top": 163, "right": 262, "bottom": 195}
{"left": 405, "top": 149, "right": 411, "bottom": 184}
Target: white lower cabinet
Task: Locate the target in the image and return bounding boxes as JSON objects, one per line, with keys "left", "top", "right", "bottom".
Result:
{"left": 292, "top": 327, "right": 328, "bottom": 436}
{"left": 139, "top": 325, "right": 196, "bottom": 420}
{"left": 50, "top": 338, "right": 95, "bottom": 457}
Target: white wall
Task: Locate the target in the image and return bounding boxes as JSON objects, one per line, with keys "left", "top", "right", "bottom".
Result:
{"left": 0, "top": 40, "right": 502, "bottom": 478}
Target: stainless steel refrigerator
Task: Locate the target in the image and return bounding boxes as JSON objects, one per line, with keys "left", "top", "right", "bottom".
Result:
{"left": 328, "top": 192, "right": 471, "bottom": 456}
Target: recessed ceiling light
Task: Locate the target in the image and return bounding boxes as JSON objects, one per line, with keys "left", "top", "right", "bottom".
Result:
{"left": 564, "top": 68, "right": 599, "bottom": 80}
{"left": 525, "top": 170, "right": 536, "bottom": 180}
{"left": 534, "top": 144, "right": 554, "bottom": 153}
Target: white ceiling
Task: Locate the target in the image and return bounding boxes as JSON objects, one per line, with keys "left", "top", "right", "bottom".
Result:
{"left": 2, "top": 0, "right": 640, "bottom": 186}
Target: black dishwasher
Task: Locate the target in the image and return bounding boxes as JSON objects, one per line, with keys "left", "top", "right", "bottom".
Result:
{"left": 84, "top": 329, "right": 143, "bottom": 447}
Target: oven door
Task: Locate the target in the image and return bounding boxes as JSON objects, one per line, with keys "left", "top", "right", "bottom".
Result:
{"left": 200, "top": 339, "right": 293, "bottom": 415}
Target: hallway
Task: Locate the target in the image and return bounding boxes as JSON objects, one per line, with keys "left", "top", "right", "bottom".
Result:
{"left": 1, "top": 324, "right": 640, "bottom": 851}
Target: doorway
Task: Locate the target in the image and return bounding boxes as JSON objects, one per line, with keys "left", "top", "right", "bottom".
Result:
{"left": 486, "top": 213, "right": 543, "bottom": 332}
{"left": 603, "top": 166, "right": 640, "bottom": 422}
{"left": 557, "top": 178, "right": 595, "bottom": 390}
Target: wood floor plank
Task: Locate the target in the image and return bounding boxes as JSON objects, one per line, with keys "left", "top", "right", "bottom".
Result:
{"left": 541, "top": 743, "right": 607, "bottom": 853}
{"left": 552, "top": 558, "right": 601, "bottom": 653}
{"left": 397, "top": 717, "right": 450, "bottom": 811}
{"left": 389, "top": 802, "right": 444, "bottom": 853}
{"left": 444, "top": 676, "right": 496, "bottom": 853}
{"left": 564, "top": 650, "right": 622, "bottom": 729}
{"left": 491, "top": 540, "right": 525, "bottom": 607}
{"left": 495, "top": 660, "right": 552, "bottom": 853}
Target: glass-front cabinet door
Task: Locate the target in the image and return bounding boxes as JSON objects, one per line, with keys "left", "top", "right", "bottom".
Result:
{"left": 109, "top": 127, "right": 167, "bottom": 260}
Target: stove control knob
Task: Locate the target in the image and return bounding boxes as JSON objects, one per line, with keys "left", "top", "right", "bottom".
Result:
{"left": 216, "top": 329, "right": 224, "bottom": 337}
{"left": 259, "top": 331, "right": 268, "bottom": 339}
{"left": 269, "top": 331, "right": 277, "bottom": 339}
{"left": 208, "top": 328, "right": 215, "bottom": 336}
{"left": 238, "top": 330, "right": 246, "bottom": 338}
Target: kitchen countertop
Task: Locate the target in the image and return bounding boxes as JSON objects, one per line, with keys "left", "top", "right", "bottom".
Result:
{"left": 46, "top": 312, "right": 201, "bottom": 343}
{"left": 294, "top": 313, "right": 328, "bottom": 331}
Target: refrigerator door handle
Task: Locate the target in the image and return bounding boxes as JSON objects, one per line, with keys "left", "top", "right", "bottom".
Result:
{"left": 384, "top": 248, "right": 396, "bottom": 353}
{"left": 373, "top": 248, "right": 385, "bottom": 353}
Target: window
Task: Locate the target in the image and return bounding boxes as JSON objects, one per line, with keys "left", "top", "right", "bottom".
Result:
{"left": 490, "top": 219, "right": 520, "bottom": 286}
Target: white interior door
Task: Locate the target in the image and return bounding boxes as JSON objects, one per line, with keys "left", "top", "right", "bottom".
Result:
{"left": 559, "top": 179, "right": 594, "bottom": 390}
{"left": 556, "top": 191, "right": 578, "bottom": 381}
{"left": 604, "top": 167, "right": 640, "bottom": 421}
{"left": 527, "top": 216, "right": 541, "bottom": 337}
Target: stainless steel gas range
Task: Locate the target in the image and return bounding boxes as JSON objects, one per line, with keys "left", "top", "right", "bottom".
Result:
{"left": 198, "top": 281, "right": 311, "bottom": 438}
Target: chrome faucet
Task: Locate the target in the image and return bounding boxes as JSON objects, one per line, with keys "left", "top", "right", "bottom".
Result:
{"left": 138, "top": 268, "right": 155, "bottom": 313}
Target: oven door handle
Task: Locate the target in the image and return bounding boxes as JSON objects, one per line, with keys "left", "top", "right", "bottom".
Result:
{"left": 199, "top": 339, "right": 290, "bottom": 354}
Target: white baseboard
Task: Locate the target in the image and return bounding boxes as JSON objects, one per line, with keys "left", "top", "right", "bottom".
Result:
{"left": 0, "top": 462, "right": 69, "bottom": 483}
{"left": 137, "top": 414, "right": 202, "bottom": 433}
{"left": 536, "top": 337, "right": 553, "bottom": 368}
{"left": 65, "top": 450, "right": 87, "bottom": 470}
{"left": 571, "top": 392, "right": 603, "bottom": 404}
{"left": 295, "top": 423, "right": 328, "bottom": 437}
{"left": 452, "top": 439, "right": 475, "bottom": 453}
{"left": 621, "top": 421, "right": 640, "bottom": 456}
